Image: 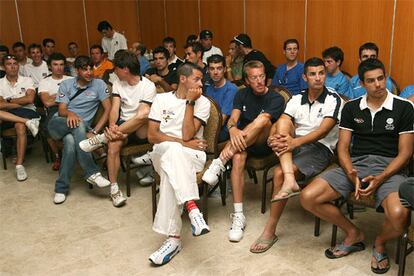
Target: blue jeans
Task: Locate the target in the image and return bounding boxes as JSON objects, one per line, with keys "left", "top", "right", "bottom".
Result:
{"left": 48, "top": 116, "right": 99, "bottom": 194}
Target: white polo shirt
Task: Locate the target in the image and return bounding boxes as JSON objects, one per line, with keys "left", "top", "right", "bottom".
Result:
{"left": 0, "top": 76, "right": 36, "bottom": 111}
{"left": 38, "top": 75, "right": 73, "bottom": 96}
{"left": 18, "top": 57, "right": 32, "bottom": 76}
{"left": 284, "top": 87, "right": 343, "bottom": 152}
{"left": 202, "top": 45, "right": 223, "bottom": 64}
{"left": 149, "top": 92, "right": 211, "bottom": 140}
{"left": 102, "top": 31, "right": 128, "bottom": 60}
{"left": 112, "top": 76, "right": 157, "bottom": 121}
{"left": 21, "top": 61, "right": 50, "bottom": 88}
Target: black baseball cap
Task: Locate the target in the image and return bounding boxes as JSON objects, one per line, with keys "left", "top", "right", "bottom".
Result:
{"left": 200, "top": 30, "right": 213, "bottom": 40}
{"left": 234, "top": 33, "right": 252, "bottom": 48}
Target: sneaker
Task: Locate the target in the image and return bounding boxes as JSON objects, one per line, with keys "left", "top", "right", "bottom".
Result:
{"left": 110, "top": 190, "right": 127, "bottom": 207}
{"left": 79, "top": 133, "right": 107, "bottom": 153}
{"left": 25, "top": 118, "right": 40, "bottom": 137}
{"left": 202, "top": 158, "right": 225, "bottom": 186}
{"left": 15, "top": 165, "right": 27, "bottom": 181}
{"left": 228, "top": 213, "right": 246, "bottom": 242}
{"left": 139, "top": 172, "right": 154, "bottom": 186}
{"left": 131, "top": 152, "right": 152, "bottom": 166}
{"left": 188, "top": 209, "right": 210, "bottom": 236}
{"left": 149, "top": 238, "right": 182, "bottom": 266}
{"left": 54, "top": 193, "right": 66, "bottom": 204}
{"left": 52, "top": 156, "right": 61, "bottom": 171}
{"left": 86, "top": 172, "right": 110, "bottom": 188}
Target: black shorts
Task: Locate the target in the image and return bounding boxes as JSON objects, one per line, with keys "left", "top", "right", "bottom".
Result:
{"left": 246, "top": 143, "right": 273, "bottom": 157}
{"left": 1, "top": 108, "right": 40, "bottom": 130}
{"left": 116, "top": 119, "right": 148, "bottom": 145}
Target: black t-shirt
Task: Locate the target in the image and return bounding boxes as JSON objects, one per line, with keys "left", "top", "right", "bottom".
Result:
{"left": 244, "top": 50, "right": 276, "bottom": 80}
{"left": 145, "top": 67, "right": 178, "bottom": 85}
{"left": 168, "top": 59, "right": 183, "bottom": 71}
{"left": 340, "top": 94, "right": 414, "bottom": 157}
{"left": 233, "top": 86, "right": 285, "bottom": 128}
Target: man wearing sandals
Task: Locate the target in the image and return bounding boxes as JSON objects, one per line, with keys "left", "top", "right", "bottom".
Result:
{"left": 249, "top": 57, "right": 343, "bottom": 253}
{"left": 301, "top": 58, "right": 413, "bottom": 274}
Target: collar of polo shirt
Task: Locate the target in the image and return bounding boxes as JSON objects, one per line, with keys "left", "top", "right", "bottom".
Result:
{"left": 301, "top": 86, "right": 329, "bottom": 105}
{"left": 359, "top": 89, "right": 393, "bottom": 111}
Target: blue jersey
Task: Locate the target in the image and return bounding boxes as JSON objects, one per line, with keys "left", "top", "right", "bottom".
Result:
{"left": 139, "top": 56, "right": 150, "bottom": 76}
{"left": 271, "top": 63, "right": 307, "bottom": 95}
{"left": 399, "top": 85, "right": 414, "bottom": 99}
{"left": 351, "top": 75, "right": 393, "bottom": 99}
{"left": 325, "top": 71, "right": 352, "bottom": 98}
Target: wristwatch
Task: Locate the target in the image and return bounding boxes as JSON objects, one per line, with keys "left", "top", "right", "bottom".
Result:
{"left": 227, "top": 124, "right": 235, "bottom": 130}
{"left": 186, "top": 100, "right": 196, "bottom": 106}
{"left": 6, "top": 98, "right": 11, "bottom": 103}
{"left": 90, "top": 128, "right": 98, "bottom": 135}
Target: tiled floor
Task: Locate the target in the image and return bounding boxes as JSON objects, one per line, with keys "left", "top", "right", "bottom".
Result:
{"left": 1, "top": 143, "right": 413, "bottom": 275}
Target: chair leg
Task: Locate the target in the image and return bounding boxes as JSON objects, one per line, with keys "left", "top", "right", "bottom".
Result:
{"left": 261, "top": 168, "right": 270, "bottom": 214}
{"left": 252, "top": 170, "right": 258, "bottom": 184}
{"left": 347, "top": 203, "right": 354, "bottom": 219}
{"left": 314, "top": 217, "right": 321, "bottom": 237}
{"left": 202, "top": 182, "right": 208, "bottom": 223}
{"left": 220, "top": 171, "right": 227, "bottom": 206}
{"left": 331, "top": 224, "right": 338, "bottom": 247}
{"left": 151, "top": 181, "right": 157, "bottom": 221}
{"left": 397, "top": 232, "right": 408, "bottom": 276}
{"left": 2, "top": 152, "right": 6, "bottom": 170}
{"left": 126, "top": 156, "right": 131, "bottom": 197}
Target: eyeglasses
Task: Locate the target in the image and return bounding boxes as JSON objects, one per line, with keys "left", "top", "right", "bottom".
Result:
{"left": 248, "top": 74, "right": 266, "bottom": 82}
{"left": 3, "top": 54, "right": 17, "bottom": 60}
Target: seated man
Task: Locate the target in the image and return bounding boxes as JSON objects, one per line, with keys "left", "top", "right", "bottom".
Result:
{"left": 147, "top": 63, "right": 211, "bottom": 265}
{"left": 205, "top": 54, "right": 238, "bottom": 142}
{"left": 250, "top": 57, "right": 343, "bottom": 253}
{"left": 66, "top": 42, "right": 79, "bottom": 77}
{"left": 48, "top": 56, "right": 111, "bottom": 204}
{"left": 184, "top": 42, "right": 211, "bottom": 89}
{"left": 199, "top": 30, "right": 223, "bottom": 63}
{"left": 0, "top": 54, "right": 40, "bottom": 180}
{"left": 22, "top": 44, "right": 50, "bottom": 88}
{"left": 162, "top": 37, "right": 183, "bottom": 70}
{"left": 97, "top": 20, "right": 128, "bottom": 61}
{"left": 12, "top": 42, "right": 32, "bottom": 76}
{"left": 322, "top": 46, "right": 352, "bottom": 98}
{"left": 79, "top": 50, "right": 157, "bottom": 206}
{"left": 301, "top": 59, "right": 413, "bottom": 274}
{"left": 202, "top": 60, "right": 285, "bottom": 242}
{"left": 129, "top": 42, "right": 150, "bottom": 76}
{"left": 90, "top": 45, "right": 113, "bottom": 79}
{"left": 39, "top": 52, "right": 73, "bottom": 170}
{"left": 42, "top": 38, "right": 55, "bottom": 62}
{"left": 145, "top": 46, "right": 178, "bottom": 92}
{"left": 226, "top": 39, "right": 244, "bottom": 82}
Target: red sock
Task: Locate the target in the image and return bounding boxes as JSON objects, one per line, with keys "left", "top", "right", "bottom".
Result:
{"left": 186, "top": 200, "right": 198, "bottom": 213}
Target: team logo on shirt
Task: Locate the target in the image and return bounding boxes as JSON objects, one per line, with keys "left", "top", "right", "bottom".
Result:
{"left": 242, "top": 105, "right": 247, "bottom": 112}
{"left": 20, "top": 88, "right": 26, "bottom": 94}
{"left": 317, "top": 108, "right": 323, "bottom": 118}
{"left": 162, "top": 109, "right": 174, "bottom": 122}
{"left": 385, "top": 118, "right": 394, "bottom": 130}
{"left": 42, "top": 73, "right": 47, "bottom": 77}
{"left": 354, "top": 118, "right": 364, "bottom": 124}
{"left": 105, "top": 88, "right": 109, "bottom": 94}
{"left": 59, "top": 92, "right": 65, "bottom": 98}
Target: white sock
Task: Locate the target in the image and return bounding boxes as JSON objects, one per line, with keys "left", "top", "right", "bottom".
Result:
{"left": 234, "top": 202, "right": 243, "bottom": 213}
{"left": 110, "top": 183, "right": 119, "bottom": 194}
{"left": 16, "top": 165, "right": 23, "bottom": 169}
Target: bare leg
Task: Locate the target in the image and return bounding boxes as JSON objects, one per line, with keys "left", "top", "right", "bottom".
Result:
{"left": 231, "top": 151, "right": 247, "bottom": 203}
{"left": 14, "top": 123, "right": 27, "bottom": 165}
{"left": 0, "top": 110, "right": 28, "bottom": 124}
{"left": 107, "top": 139, "right": 126, "bottom": 183}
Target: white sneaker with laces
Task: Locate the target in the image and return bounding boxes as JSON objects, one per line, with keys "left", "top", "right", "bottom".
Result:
{"left": 131, "top": 152, "right": 152, "bottom": 165}
{"left": 188, "top": 209, "right": 210, "bottom": 236}
{"left": 54, "top": 193, "right": 66, "bottom": 204}
{"left": 15, "top": 165, "right": 27, "bottom": 181}
{"left": 25, "top": 118, "right": 40, "bottom": 137}
{"left": 149, "top": 238, "right": 182, "bottom": 266}
{"left": 139, "top": 173, "right": 154, "bottom": 186}
{"left": 79, "top": 133, "right": 107, "bottom": 152}
{"left": 111, "top": 190, "right": 127, "bottom": 207}
{"left": 228, "top": 213, "right": 246, "bottom": 242}
{"left": 86, "top": 172, "right": 110, "bottom": 188}
{"left": 202, "top": 158, "right": 225, "bottom": 186}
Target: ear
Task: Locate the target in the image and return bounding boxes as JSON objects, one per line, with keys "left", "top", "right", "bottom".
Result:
{"left": 302, "top": 73, "right": 307, "bottom": 83}
{"left": 179, "top": 75, "right": 186, "bottom": 83}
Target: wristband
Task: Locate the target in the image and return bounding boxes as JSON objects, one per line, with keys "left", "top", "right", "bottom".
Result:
{"left": 186, "top": 100, "right": 196, "bottom": 106}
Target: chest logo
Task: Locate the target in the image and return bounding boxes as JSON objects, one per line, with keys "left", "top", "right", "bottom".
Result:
{"left": 242, "top": 105, "right": 246, "bottom": 112}
{"left": 162, "top": 110, "right": 175, "bottom": 123}
{"left": 317, "top": 108, "right": 323, "bottom": 118}
{"left": 354, "top": 118, "right": 364, "bottom": 124}
{"left": 20, "top": 88, "right": 26, "bottom": 94}
{"left": 385, "top": 118, "right": 394, "bottom": 130}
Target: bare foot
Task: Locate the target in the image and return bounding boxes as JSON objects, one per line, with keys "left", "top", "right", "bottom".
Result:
{"left": 331, "top": 228, "right": 365, "bottom": 257}
{"left": 250, "top": 232, "right": 278, "bottom": 253}
{"left": 271, "top": 177, "right": 300, "bottom": 201}
{"left": 371, "top": 241, "right": 389, "bottom": 272}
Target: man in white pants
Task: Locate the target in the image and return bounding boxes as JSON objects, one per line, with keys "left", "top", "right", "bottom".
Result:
{"left": 147, "top": 62, "right": 211, "bottom": 266}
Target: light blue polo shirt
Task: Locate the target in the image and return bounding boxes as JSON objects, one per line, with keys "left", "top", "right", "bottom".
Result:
{"left": 350, "top": 75, "right": 393, "bottom": 99}
{"left": 56, "top": 77, "right": 109, "bottom": 125}
{"left": 271, "top": 63, "right": 307, "bottom": 95}
{"left": 399, "top": 85, "right": 414, "bottom": 99}
{"left": 325, "top": 71, "right": 352, "bottom": 98}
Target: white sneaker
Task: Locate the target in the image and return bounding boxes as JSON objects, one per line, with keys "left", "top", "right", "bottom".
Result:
{"left": 79, "top": 133, "right": 107, "bottom": 152}
{"left": 149, "top": 238, "right": 182, "bottom": 266}
{"left": 139, "top": 173, "right": 154, "bottom": 186}
{"left": 25, "top": 118, "right": 40, "bottom": 137}
{"left": 202, "top": 158, "right": 225, "bottom": 186}
{"left": 15, "top": 165, "right": 27, "bottom": 181}
{"left": 188, "top": 209, "right": 210, "bottom": 236}
{"left": 86, "top": 172, "right": 110, "bottom": 188}
{"left": 111, "top": 190, "right": 127, "bottom": 207}
{"left": 228, "top": 213, "right": 246, "bottom": 242}
{"left": 131, "top": 152, "right": 152, "bottom": 165}
{"left": 54, "top": 193, "right": 66, "bottom": 204}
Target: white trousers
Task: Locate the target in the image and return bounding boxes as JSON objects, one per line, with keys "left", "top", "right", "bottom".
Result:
{"left": 151, "top": 141, "right": 206, "bottom": 236}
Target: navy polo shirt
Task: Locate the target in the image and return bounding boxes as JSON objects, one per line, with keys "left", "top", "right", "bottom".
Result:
{"left": 339, "top": 92, "right": 414, "bottom": 157}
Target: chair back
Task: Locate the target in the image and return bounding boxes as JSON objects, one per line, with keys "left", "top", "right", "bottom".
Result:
{"left": 271, "top": 85, "right": 292, "bottom": 106}
{"left": 203, "top": 97, "right": 222, "bottom": 156}
{"left": 342, "top": 71, "right": 352, "bottom": 80}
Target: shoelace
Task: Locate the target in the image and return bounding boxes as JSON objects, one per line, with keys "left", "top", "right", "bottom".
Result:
{"left": 230, "top": 214, "right": 244, "bottom": 229}
{"left": 156, "top": 240, "right": 175, "bottom": 255}
{"left": 112, "top": 191, "right": 123, "bottom": 202}
{"left": 193, "top": 213, "right": 206, "bottom": 227}
{"left": 88, "top": 136, "right": 101, "bottom": 146}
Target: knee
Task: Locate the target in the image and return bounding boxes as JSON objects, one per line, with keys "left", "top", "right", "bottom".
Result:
{"left": 15, "top": 123, "right": 26, "bottom": 135}
{"left": 387, "top": 206, "right": 409, "bottom": 233}
{"left": 253, "top": 115, "right": 272, "bottom": 129}
{"left": 300, "top": 182, "right": 322, "bottom": 210}
{"left": 63, "top": 135, "right": 76, "bottom": 154}
{"left": 232, "top": 153, "right": 247, "bottom": 169}
{"left": 108, "top": 141, "right": 121, "bottom": 155}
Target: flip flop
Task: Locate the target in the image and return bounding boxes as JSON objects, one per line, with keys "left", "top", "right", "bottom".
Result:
{"left": 371, "top": 247, "right": 390, "bottom": 274}
{"left": 325, "top": 241, "right": 365, "bottom": 259}
{"left": 250, "top": 235, "right": 279, "bottom": 254}
{"left": 270, "top": 188, "right": 301, "bottom": 203}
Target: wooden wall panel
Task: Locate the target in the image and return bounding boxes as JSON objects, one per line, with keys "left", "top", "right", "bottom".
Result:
{"left": 0, "top": 0, "right": 20, "bottom": 47}
{"left": 138, "top": 0, "right": 165, "bottom": 51}
{"left": 165, "top": 0, "right": 199, "bottom": 57}
{"left": 200, "top": 0, "right": 244, "bottom": 59}
{"left": 85, "top": 0, "right": 141, "bottom": 50}
{"left": 17, "top": 0, "right": 88, "bottom": 57}
{"left": 390, "top": 0, "right": 414, "bottom": 89}
{"left": 246, "top": 0, "right": 306, "bottom": 68}
{"left": 306, "top": 0, "right": 394, "bottom": 76}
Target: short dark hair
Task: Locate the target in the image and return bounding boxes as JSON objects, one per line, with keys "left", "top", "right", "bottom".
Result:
{"left": 113, "top": 50, "right": 140, "bottom": 76}
{"left": 186, "top": 34, "right": 198, "bottom": 44}
{"left": 304, "top": 57, "right": 325, "bottom": 74}
{"left": 12, "top": 42, "right": 25, "bottom": 50}
{"left": 322, "top": 46, "right": 344, "bottom": 66}
{"left": 243, "top": 60, "right": 264, "bottom": 80}
{"left": 184, "top": 41, "right": 203, "bottom": 55}
{"left": 42, "top": 38, "right": 55, "bottom": 47}
{"left": 359, "top": 42, "right": 379, "bottom": 58}
{"left": 68, "top": 42, "right": 78, "bottom": 48}
{"left": 177, "top": 62, "right": 203, "bottom": 78}
{"left": 0, "top": 45, "right": 9, "bottom": 53}
{"left": 358, "top": 58, "right": 386, "bottom": 82}
{"left": 90, "top": 44, "right": 104, "bottom": 54}
{"left": 74, "top": 55, "right": 93, "bottom": 69}
{"left": 97, "top": 20, "right": 112, "bottom": 32}
{"left": 283, "top": 39, "right": 299, "bottom": 50}
{"left": 153, "top": 46, "right": 170, "bottom": 60}
{"left": 163, "top": 37, "right": 176, "bottom": 48}
{"left": 207, "top": 54, "right": 226, "bottom": 68}
{"left": 135, "top": 43, "right": 146, "bottom": 56}
{"left": 47, "top": 52, "right": 66, "bottom": 66}
{"left": 28, "top": 43, "right": 42, "bottom": 53}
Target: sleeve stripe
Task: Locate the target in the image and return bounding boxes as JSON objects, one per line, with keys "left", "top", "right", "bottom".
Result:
{"left": 112, "top": 94, "right": 121, "bottom": 98}
{"left": 339, "top": 126, "right": 354, "bottom": 132}
{"left": 324, "top": 115, "right": 339, "bottom": 122}
{"left": 282, "top": 112, "right": 294, "bottom": 121}
{"left": 399, "top": 130, "right": 414, "bottom": 134}
{"left": 331, "top": 95, "right": 342, "bottom": 120}
{"left": 194, "top": 116, "right": 207, "bottom": 126}
{"left": 140, "top": 100, "right": 152, "bottom": 105}
{"left": 149, "top": 118, "right": 161, "bottom": 123}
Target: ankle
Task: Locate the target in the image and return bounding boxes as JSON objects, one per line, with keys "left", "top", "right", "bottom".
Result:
{"left": 186, "top": 200, "right": 199, "bottom": 213}
{"left": 233, "top": 202, "right": 243, "bottom": 213}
